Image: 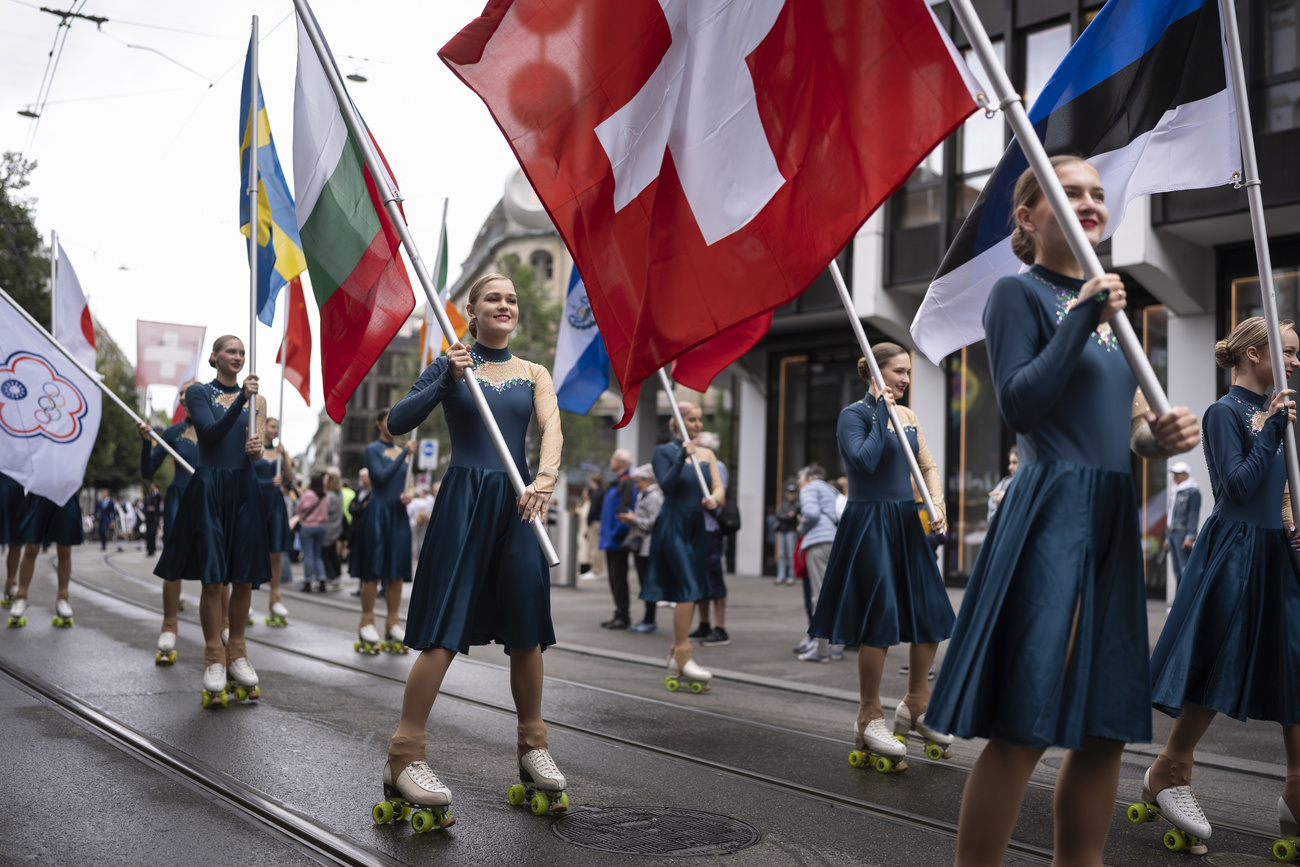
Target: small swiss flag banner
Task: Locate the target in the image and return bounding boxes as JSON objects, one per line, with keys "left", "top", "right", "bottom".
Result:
{"left": 441, "top": 0, "right": 976, "bottom": 424}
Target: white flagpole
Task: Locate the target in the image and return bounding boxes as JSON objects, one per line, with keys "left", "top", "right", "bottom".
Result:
{"left": 1219, "top": 0, "right": 1300, "bottom": 525}
{"left": 829, "top": 260, "right": 939, "bottom": 521}
{"left": 49, "top": 229, "right": 57, "bottom": 339}
{"left": 293, "top": 2, "right": 559, "bottom": 566}
{"left": 946, "top": 0, "right": 1171, "bottom": 416}
{"left": 407, "top": 199, "right": 448, "bottom": 497}
{"left": 276, "top": 284, "right": 288, "bottom": 478}
{"left": 0, "top": 286, "right": 196, "bottom": 475}
{"left": 246, "top": 14, "right": 260, "bottom": 440}
{"left": 657, "top": 368, "right": 712, "bottom": 500}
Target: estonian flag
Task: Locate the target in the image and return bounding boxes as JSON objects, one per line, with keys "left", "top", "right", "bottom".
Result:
{"left": 553, "top": 267, "right": 611, "bottom": 415}
{"left": 911, "top": 0, "right": 1238, "bottom": 363}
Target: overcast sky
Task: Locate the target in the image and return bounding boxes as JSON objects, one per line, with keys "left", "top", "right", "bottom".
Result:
{"left": 1, "top": 0, "right": 520, "bottom": 454}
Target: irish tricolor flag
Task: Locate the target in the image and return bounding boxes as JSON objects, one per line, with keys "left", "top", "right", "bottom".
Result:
{"left": 292, "top": 3, "right": 414, "bottom": 423}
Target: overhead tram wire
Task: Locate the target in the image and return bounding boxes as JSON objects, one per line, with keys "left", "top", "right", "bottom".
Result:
{"left": 19, "top": 0, "right": 98, "bottom": 157}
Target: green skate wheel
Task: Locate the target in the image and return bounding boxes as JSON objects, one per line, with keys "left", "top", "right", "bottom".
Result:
{"left": 664, "top": 677, "right": 679, "bottom": 691}
{"left": 264, "top": 616, "right": 273, "bottom": 626}
{"left": 874, "top": 756, "right": 893, "bottom": 773}
{"left": 530, "top": 791, "right": 550, "bottom": 816}
{"left": 1126, "top": 803, "right": 1150, "bottom": 825}
{"left": 52, "top": 616, "right": 61, "bottom": 627}
{"left": 354, "top": 641, "right": 362, "bottom": 652}
{"left": 508, "top": 784, "right": 527, "bottom": 806}
{"left": 218, "top": 690, "right": 228, "bottom": 709}
{"left": 690, "top": 681, "right": 704, "bottom": 694}
{"left": 248, "top": 616, "right": 254, "bottom": 625}
{"left": 372, "top": 800, "right": 394, "bottom": 825}
{"left": 398, "top": 803, "right": 412, "bottom": 821}
{"left": 1273, "top": 838, "right": 1298, "bottom": 861}
{"left": 555, "top": 792, "right": 570, "bottom": 812}
{"left": 925, "top": 743, "right": 945, "bottom": 761}
{"left": 895, "top": 733, "right": 908, "bottom": 744}
{"left": 155, "top": 651, "right": 164, "bottom": 666}
{"left": 848, "top": 750, "right": 866, "bottom": 768}
{"left": 410, "top": 809, "right": 435, "bottom": 833}
{"left": 232, "top": 685, "right": 248, "bottom": 702}
{"left": 168, "top": 651, "right": 177, "bottom": 664}
{"left": 201, "top": 691, "right": 211, "bottom": 708}
{"left": 1163, "top": 829, "right": 1189, "bottom": 852}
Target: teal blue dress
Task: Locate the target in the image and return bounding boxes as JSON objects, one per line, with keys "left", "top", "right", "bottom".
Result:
{"left": 0, "top": 472, "right": 25, "bottom": 545}
{"left": 154, "top": 380, "right": 269, "bottom": 587}
{"left": 809, "top": 395, "right": 953, "bottom": 647}
{"left": 927, "top": 266, "right": 1148, "bottom": 750}
{"left": 1150, "top": 386, "right": 1300, "bottom": 724}
{"left": 18, "top": 493, "right": 84, "bottom": 546}
{"left": 639, "top": 440, "right": 712, "bottom": 604}
{"left": 348, "top": 439, "right": 411, "bottom": 583}
{"left": 140, "top": 420, "right": 199, "bottom": 543}
{"left": 252, "top": 453, "right": 293, "bottom": 553}
{"left": 387, "top": 343, "right": 559, "bottom": 653}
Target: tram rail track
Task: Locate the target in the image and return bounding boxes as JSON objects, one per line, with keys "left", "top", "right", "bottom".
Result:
{"left": 74, "top": 553, "right": 1284, "bottom": 857}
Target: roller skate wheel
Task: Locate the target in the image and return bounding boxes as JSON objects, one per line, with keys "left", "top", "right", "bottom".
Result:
{"left": 530, "top": 791, "right": 550, "bottom": 816}
{"left": 247, "top": 615, "right": 254, "bottom": 625}
{"left": 1163, "top": 829, "right": 1189, "bottom": 852}
{"left": 508, "top": 784, "right": 527, "bottom": 806}
{"left": 353, "top": 641, "right": 362, "bottom": 652}
{"left": 155, "top": 651, "right": 164, "bottom": 666}
{"left": 8, "top": 616, "right": 24, "bottom": 627}
{"left": 201, "top": 690, "right": 211, "bottom": 708}
{"left": 874, "top": 756, "right": 894, "bottom": 773}
{"left": 664, "top": 677, "right": 680, "bottom": 692}
{"left": 52, "top": 616, "right": 61, "bottom": 627}
{"left": 1273, "top": 838, "right": 1298, "bottom": 861}
{"left": 410, "top": 809, "right": 435, "bottom": 833}
{"left": 398, "top": 803, "right": 412, "bottom": 821}
{"left": 554, "top": 792, "right": 570, "bottom": 812}
{"left": 690, "top": 681, "right": 704, "bottom": 694}
{"left": 925, "top": 743, "right": 947, "bottom": 761}
{"left": 168, "top": 650, "right": 177, "bottom": 664}
{"left": 372, "top": 800, "right": 394, "bottom": 825}
{"left": 232, "top": 685, "right": 248, "bottom": 702}
{"left": 895, "top": 733, "right": 908, "bottom": 745}
{"left": 848, "top": 750, "right": 866, "bottom": 768}
{"left": 1126, "top": 803, "right": 1151, "bottom": 825}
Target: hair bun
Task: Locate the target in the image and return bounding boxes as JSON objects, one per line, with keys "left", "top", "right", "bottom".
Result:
{"left": 1213, "top": 338, "right": 1235, "bottom": 370}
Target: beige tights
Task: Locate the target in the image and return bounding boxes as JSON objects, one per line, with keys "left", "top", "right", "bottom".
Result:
{"left": 1150, "top": 702, "right": 1217, "bottom": 793}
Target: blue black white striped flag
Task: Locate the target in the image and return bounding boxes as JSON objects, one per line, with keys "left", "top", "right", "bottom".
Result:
{"left": 552, "top": 266, "right": 611, "bottom": 415}
{"left": 911, "top": 0, "right": 1238, "bottom": 363}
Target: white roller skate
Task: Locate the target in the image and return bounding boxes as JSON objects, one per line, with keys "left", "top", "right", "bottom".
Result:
{"left": 384, "top": 624, "right": 409, "bottom": 654}
{"left": 849, "top": 717, "right": 908, "bottom": 773}
{"left": 201, "top": 663, "right": 228, "bottom": 708}
{"left": 893, "top": 703, "right": 954, "bottom": 760}
{"left": 664, "top": 654, "right": 712, "bottom": 694}
{"left": 52, "top": 597, "right": 73, "bottom": 628}
{"left": 7, "top": 597, "right": 27, "bottom": 628}
{"left": 227, "top": 657, "right": 260, "bottom": 702}
{"left": 1272, "top": 797, "right": 1300, "bottom": 861}
{"left": 264, "top": 601, "right": 289, "bottom": 628}
{"left": 155, "top": 630, "right": 177, "bottom": 666}
{"left": 510, "top": 749, "right": 570, "bottom": 816}
{"left": 374, "top": 760, "right": 454, "bottom": 832}
{"left": 1, "top": 587, "right": 15, "bottom": 609}
{"left": 1126, "top": 768, "right": 1210, "bottom": 855}
{"left": 355, "top": 623, "right": 382, "bottom": 655}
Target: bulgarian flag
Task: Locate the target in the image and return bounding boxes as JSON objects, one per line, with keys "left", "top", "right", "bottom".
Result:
{"left": 291, "top": 3, "right": 414, "bottom": 423}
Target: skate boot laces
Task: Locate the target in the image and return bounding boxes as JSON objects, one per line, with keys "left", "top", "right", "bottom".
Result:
{"left": 203, "top": 664, "right": 227, "bottom": 692}
{"left": 399, "top": 761, "right": 451, "bottom": 803}
{"left": 861, "top": 718, "right": 907, "bottom": 757}
{"left": 521, "top": 749, "right": 565, "bottom": 790}
{"left": 1156, "top": 783, "right": 1211, "bottom": 839}
{"left": 228, "top": 657, "right": 259, "bottom": 686}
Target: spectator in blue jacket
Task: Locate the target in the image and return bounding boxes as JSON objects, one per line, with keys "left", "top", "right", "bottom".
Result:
{"left": 598, "top": 449, "right": 638, "bottom": 629}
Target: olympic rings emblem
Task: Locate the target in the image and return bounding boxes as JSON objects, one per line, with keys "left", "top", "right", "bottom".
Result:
{"left": 34, "top": 382, "right": 67, "bottom": 424}
{"left": 0, "top": 351, "right": 90, "bottom": 443}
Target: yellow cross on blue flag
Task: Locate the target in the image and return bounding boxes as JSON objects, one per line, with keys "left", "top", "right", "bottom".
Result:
{"left": 240, "top": 37, "right": 307, "bottom": 326}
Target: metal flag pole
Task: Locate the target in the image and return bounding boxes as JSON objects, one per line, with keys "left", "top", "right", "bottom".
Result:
{"left": 656, "top": 368, "right": 712, "bottom": 500}
{"left": 406, "top": 198, "right": 449, "bottom": 498}
{"left": 0, "top": 286, "right": 196, "bottom": 474}
{"left": 276, "top": 284, "right": 288, "bottom": 478}
{"left": 246, "top": 14, "right": 260, "bottom": 439}
{"left": 828, "top": 260, "right": 938, "bottom": 521}
{"left": 293, "top": 1, "right": 559, "bottom": 566}
{"left": 946, "top": 0, "right": 1171, "bottom": 416}
{"left": 49, "top": 229, "right": 57, "bottom": 339}
{"left": 1220, "top": 0, "right": 1300, "bottom": 523}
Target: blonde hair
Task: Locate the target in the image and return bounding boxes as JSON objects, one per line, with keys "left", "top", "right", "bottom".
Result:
{"left": 1010, "top": 155, "right": 1089, "bottom": 265}
{"left": 465, "top": 272, "right": 511, "bottom": 338}
{"left": 858, "top": 343, "right": 908, "bottom": 381}
{"left": 669, "top": 401, "right": 700, "bottom": 437}
{"left": 208, "top": 335, "right": 242, "bottom": 369}
{"left": 1215, "top": 316, "right": 1295, "bottom": 370}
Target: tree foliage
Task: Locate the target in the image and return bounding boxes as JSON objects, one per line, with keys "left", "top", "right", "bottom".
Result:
{"left": 0, "top": 152, "right": 49, "bottom": 328}
{"left": 82, "top": 327, "right": 146, "bottom": 493}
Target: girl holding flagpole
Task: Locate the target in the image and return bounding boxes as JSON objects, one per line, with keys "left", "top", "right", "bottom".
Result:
{"left": 923, "top": 157, "right": 1200, "bottom": 866}
{"left": 8, "top": 491, "right": 84, "bottom": 628}
{"left": 154, "top": 335, "right": 269, "bottom": 708}
{"left": 807, "top": 343, "right": 953, "bottom": 770}
{"left": 1139, "top": 317, "right": 1300, "bottom": 852}
{"left": 1, "top": 471, "right": 24, "bottom": 608}
{"left": 641, "top": 401, "right": 725, "bottom": 693}
{"left": 137, "top": 380, "right": 201, "bottom": 664}
{"left": 379, "top": 273, "right": 564, "bottom": 828}
{"left": 255, "top": 416, "right": 294, "bottom": 623}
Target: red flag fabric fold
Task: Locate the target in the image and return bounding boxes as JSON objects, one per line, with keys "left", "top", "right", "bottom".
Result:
{"left": 276, "top": 277, "right": 313, "bottom": 406}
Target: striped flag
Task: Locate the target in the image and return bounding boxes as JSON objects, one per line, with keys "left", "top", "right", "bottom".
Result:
{"left": 552, "top": 266, "right": 610, "bottom": 415}
{"left": 418, "top": 224, "right": 464, "bottom": 367}
{"left": 292, "top": 2, "right": 415, "bottom": 422}
{"left": 910, "top": 0, "right": 1238, "bottom": 363}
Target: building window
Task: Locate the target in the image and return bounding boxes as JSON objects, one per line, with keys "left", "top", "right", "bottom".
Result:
{"left": 530, "top": 249, "right": 554, "bottom": 281}
{"left": 1264, "top": 1, "right": 1300, "bottom": 132}
{"left": 1025, "top": 23, "right": 1072, "bottom": 111}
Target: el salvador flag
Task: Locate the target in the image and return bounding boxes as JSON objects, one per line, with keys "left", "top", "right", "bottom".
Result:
{"left": 553, "top": 267, "right": 611, "bottom": 415}
{"left": 911, "top": 0, "right": 1238, "bottom": 363}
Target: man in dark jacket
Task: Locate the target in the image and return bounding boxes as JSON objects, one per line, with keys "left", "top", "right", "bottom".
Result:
{"left": 599, "top": 449, "right": 637, "bottom": 629}
{"left": 1166, "top": 460, "right": 1202, "bottom": 584}
{"left": 142, "top": 483, "right": 163, "bottom": 556}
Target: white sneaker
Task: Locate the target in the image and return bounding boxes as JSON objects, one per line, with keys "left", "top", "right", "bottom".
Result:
{"left": 520, "top": 748, "right": 566, "bottom": 791}
{"left": 384, "top": 759, "right": 451, "bottom": 806}
{"left": 386, "top": 623, "right": 406, "bottom": 644}
{"left": 893, "top": 704, "right": 954, "bottom": 746}
{"left": 157, "top": 631, "right": 177, "bottom": 652}
{"left": 1146, "top": 768, "right": 1212, "bottom": 840}
{"left": 858, "top": 717, "right": 907, "bottom": 758}
{"left": 270, "top": 601, "right": 288, "bottom": 618}
{"left": 228, "top": 657, "right": 259, "bottom": 687}
{"left": 792, "top": 637, "right": 815, "bottom": 654}
{"left": 798, "top": 648, "right": 830, "bottom": 663}
{"left": 666, "top": 655, "right": 713, "bottom": 682}
{"left": 359, "top": 623, "right": 382, "bottom": 644}
{"left": 55, "top": 598, "right": 72, "bottom": 619}
{"left": 203, "top": 663, "right": 227, "bottom": 693}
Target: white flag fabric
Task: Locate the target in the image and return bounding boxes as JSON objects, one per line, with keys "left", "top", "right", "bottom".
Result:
{"left": 0, "top": 301, "right": 101, "bottom": 505}
{"left": 55, "top": 241, "right": 96, "bottom": 369}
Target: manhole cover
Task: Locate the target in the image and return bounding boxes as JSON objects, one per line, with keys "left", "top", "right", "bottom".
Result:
{"left": 1202, "top": 854, "right": 1277, "bottom": 865}
{"left": 552, "top": 806, "right": 761, "bottom": 857}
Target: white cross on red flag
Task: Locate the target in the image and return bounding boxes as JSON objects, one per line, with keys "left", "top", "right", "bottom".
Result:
{"left": 441, "top": 0, "right": 976, "bottom": 423}
{"left": 136, "top": 320, "right": 207, "bottom": 389}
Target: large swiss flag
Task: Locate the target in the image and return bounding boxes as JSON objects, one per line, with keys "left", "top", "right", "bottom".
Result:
{"left": 441, "top": 0, "right": 976, "bottom": 424}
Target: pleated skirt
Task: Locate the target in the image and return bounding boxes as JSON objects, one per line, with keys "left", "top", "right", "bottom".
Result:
{"left": 18, "top": 494, "right": 84, "bottom": 547}
{"left": 1150, "top": 513, "right": 1300, "bottom": 725}
{"left": 0, "top": 475, "right": 26, "bottom": 545}
{"left": 639, "top": 504, "right": 707, "bottom": 604}
{"left": 349, "top": 497, "right": 411, "bottom": 582}
{"left": 404, "top": 466, "right": 553, "bottom": 654}
{"left": 260, "top": 485, "right": 293, "bottom": 553}
{"left": 154, "top": 467, "right": 270, "bottom": 586}
{"left": 809, "top": 499, "right": 954, "bottom": 647}
{"left": 926, "top": 461, "right": 1150, "bottom": 750}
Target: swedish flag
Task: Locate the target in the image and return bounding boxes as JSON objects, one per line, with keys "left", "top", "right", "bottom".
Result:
{"left": 239, "top": 38, "right": 307, "bottom": 326}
